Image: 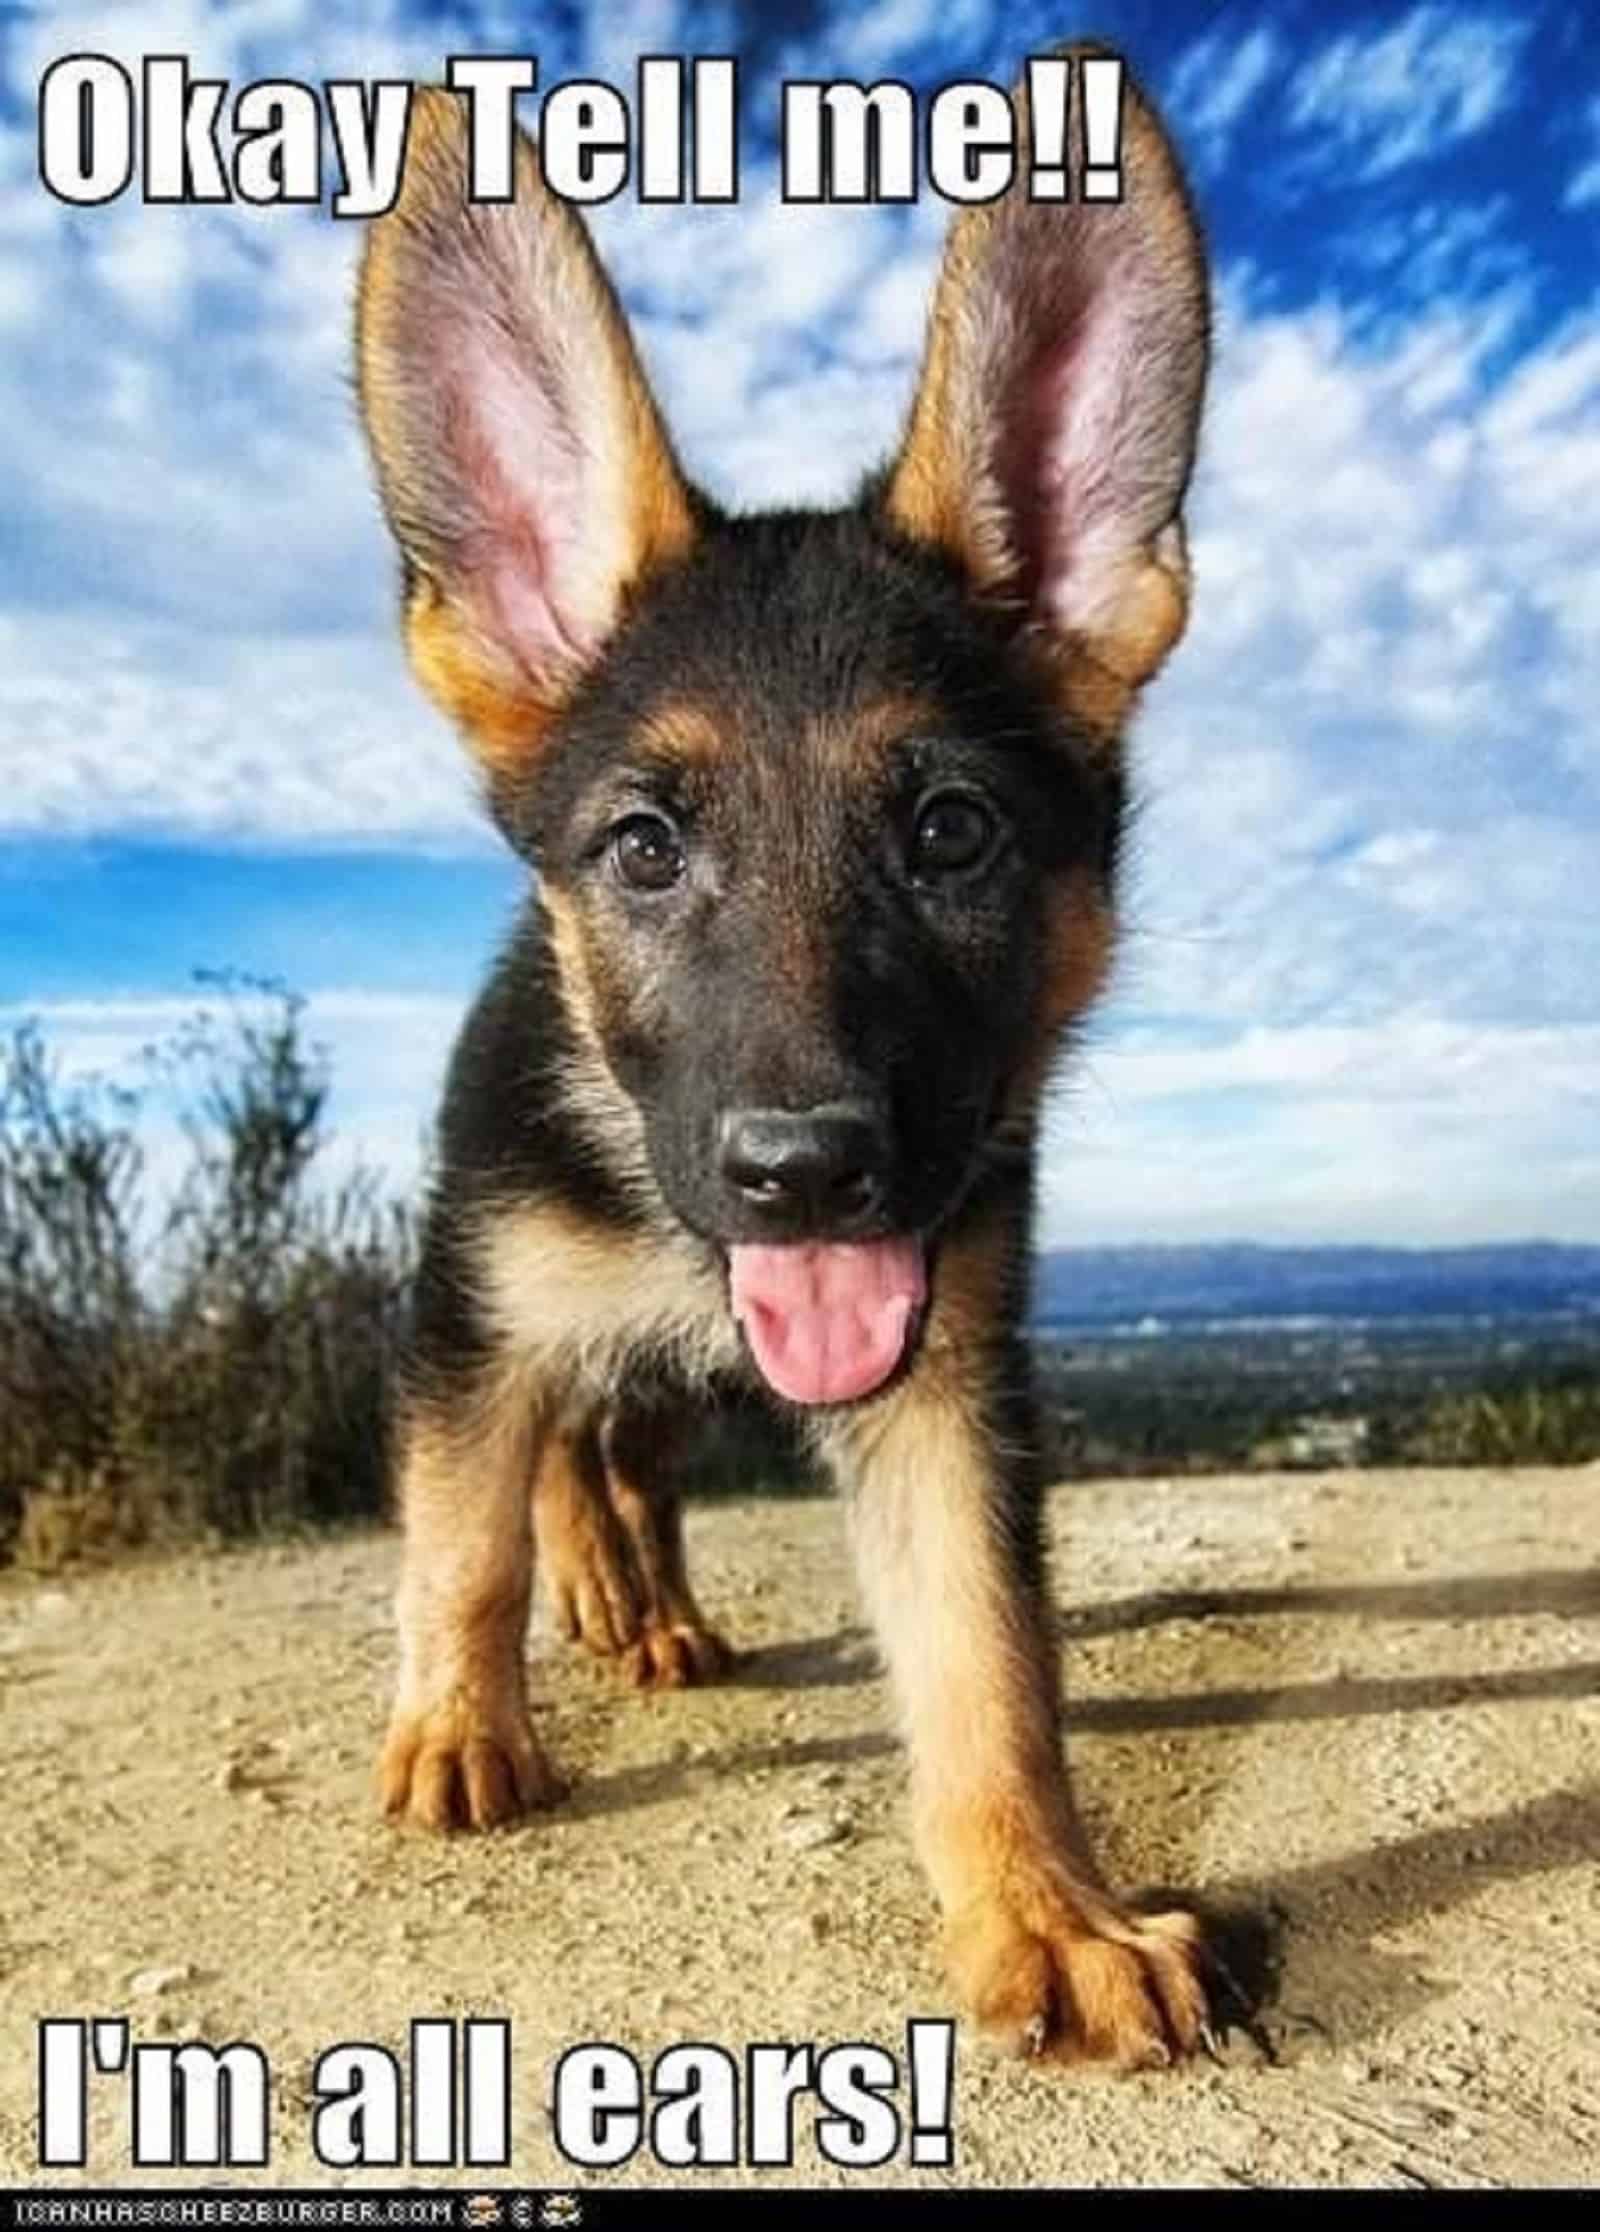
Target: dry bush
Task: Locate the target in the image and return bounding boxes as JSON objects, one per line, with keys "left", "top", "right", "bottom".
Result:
{"left": 0, "top": 981, "right": 415, "bottom": 1568}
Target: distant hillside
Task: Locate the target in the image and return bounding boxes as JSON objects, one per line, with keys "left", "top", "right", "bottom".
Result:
{"left": 1031, "top": 1243, "right": 1600, "bottom": 1330}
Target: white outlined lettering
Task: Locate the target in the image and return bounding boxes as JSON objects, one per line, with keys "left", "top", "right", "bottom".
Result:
{"left": 33, "top": 49, "right": 1130, "bottom": 213}
{"left": 234, "top": 80, "right": 321, "bottom": 206}
{"left": 541, "top": 79, "right": 629, "bottom": 204}
{"left": 906, "top": 2018, "right": 956, "bottom": 2166}
{"left": 650, "top": 2043, "right": 740, "bottom": 2169}
{"left": 445, "top": 56, "right": 536, "bottom": 201}
{"left": 926, "top": 81, "right": 1016, "bottom": 203}
{"left": 692, "top": 58, "right": 738, "bottom": 202}
{"left": 37, "top": 2020, "right": 91, "bottom": 2168}
{"left": 131, "top": 2041, "right": 270, "bottom": 2169}
{"left": 552, "top": 2044, "right": 643, "bottom": 2169}
{"left": 1026, "top": 56, "right": 1070, "bottom": 200}
{"left": 1080, "top": 54, "right": 1125, "bottom": 200}
{"left": 782, "top": 80, "right": 916, "bottom": 203}
{"left": 37, "top": 54, "right": 134, "bottom": 205}
{"left": 327, "top": 80, "right": 412, "bottom": 218}
{"left": 311, "top": 2043, "right": 403, "bottom": 2170}
{"left": 814, "top": 2043, "right": 900, "bottom": 2169}
{"left": 142, "top": 56, "right": 228, "bottom": 203}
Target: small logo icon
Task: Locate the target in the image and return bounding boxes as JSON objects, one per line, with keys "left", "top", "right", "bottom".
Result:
{"left": 463, "top": 2198, "right": 504, "bottom": 2229}
{"left": 539, "top": 2198, "right": 583, "bottom": 2230}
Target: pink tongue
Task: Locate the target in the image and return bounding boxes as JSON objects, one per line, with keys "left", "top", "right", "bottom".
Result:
{"left": 729, "top": 1238, "right": 927, "bottom": 1405}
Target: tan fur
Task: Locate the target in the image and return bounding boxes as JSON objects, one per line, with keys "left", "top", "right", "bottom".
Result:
{"left": 1002, "top": 872, "right": 1117, "bottom": 1122}
{"left": 602, "top": 1405, "right": 732, "bottom": 1685}
{"left": 1041, "top": 875, "right": 1116, "bottom": 1040}
{"left": 1025, "top": 549, "right": 1192, "bottom": 737}
{"left": 475, "top": 1195, "right": 740, "bottom": 1393}
{"left": 537, "top": 885, "right": 662, "bottom": 1206}
{"left": 819, "top": 1223, "right": 1207, "bottom": 2066}
{"left": 813, "top": 691, "right": 945, "bottom": 771}
{"left": 402, "top": 588, "right": 555, "bottom": 781}
{"left": 634, "top": 700, "right": 730, "bottom": 769}
{"left": 379, "top": 1387, "right": 562, "bottom": 1830}
{"left": 534, "top": 1422, "right": 642, "bottom": 1656}
{"left": 625, "top": 690, "right": 943, "bottom": 776}
{"left": 534, "top": 1408, "right": 732, "bottom": 1687}
{"left": 363, "top": 49, "right": 1213, "bottom": 2074}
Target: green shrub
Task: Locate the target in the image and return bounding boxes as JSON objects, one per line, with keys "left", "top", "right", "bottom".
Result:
{"left": 1399, "top": 1381, "right": 1600, "bottom": 1467}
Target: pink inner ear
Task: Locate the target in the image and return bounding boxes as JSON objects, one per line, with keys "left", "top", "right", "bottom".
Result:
{"left": 996, "top": 282, "right": 1142, "bottom": 637}
{"left": 447, "top": 329, "right": 605, "bottom": 677}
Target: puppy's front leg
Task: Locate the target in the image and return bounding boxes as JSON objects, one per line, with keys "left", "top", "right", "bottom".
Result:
{"left": 536, "top": 1399, "right": 733, "bottom": 1688}
{"left": 379, "top": 1381, "right": 563, "bottom": 1832}
{"left": 823, "top": 1307, "right": 1208, "bottom": 2069}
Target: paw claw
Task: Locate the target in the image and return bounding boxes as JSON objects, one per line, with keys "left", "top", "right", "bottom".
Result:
{"left": 378, "top": 1700, "right": 558, "bottom": 1833}
{"left": 541, "top": 1509, "right": 730, "bottom": 1690}
{"left": 951, "top": 1898, "right": 1211, "bottom": 2074}
{"left": 621, "top": 1620, "right": 735, "bottom": 1690}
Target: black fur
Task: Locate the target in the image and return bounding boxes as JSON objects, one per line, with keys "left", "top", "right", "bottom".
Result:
{"left": 409, "top": 495, "right": 1119, "bottom": 1419}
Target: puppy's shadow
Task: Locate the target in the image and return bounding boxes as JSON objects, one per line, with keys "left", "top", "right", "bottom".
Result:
{"left": 1060, "top": 1565, "right": 1600, "bottom": 1642}
{"left": 549, "top": 1579, "right": 1599, "bottom": 2057}
{"left": 1125, "top": 1886, "right": 1287, "bottom": 2060}
{"left": 1202, "top": 1781, "right": 1600, "bottom": 2055}
{"left": 724, "top": 1626, "right": 879, "bottom": 1692}
{"left": 558, "top": 1725, "right": 892, "bottom": 1827}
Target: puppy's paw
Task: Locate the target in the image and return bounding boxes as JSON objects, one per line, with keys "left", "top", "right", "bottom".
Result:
{"left": 543, "top": 1503, "right": 643, "bottom": 1659}
{"left": 947, "top": 1897, "right": 1208, "bottom": 2070}
{"left": 378, "top": 1693, "right": 562, "bottom": 1832}
{"left": 620, "top": 1617, "right": 735, "bottom": 1690}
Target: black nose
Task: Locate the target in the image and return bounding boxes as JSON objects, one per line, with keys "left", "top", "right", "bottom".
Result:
{"left": 717, "top": 1102, "right": 889, "bottom": 1231}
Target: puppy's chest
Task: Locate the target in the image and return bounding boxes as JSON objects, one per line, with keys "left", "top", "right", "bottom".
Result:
{"left": 474, "top": 1201, "right": 745, "bottom": 1393}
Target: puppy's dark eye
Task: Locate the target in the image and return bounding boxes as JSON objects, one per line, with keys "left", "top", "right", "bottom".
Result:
{"left": 610, "top": 813, "right": 686, "bottom": 893}
{"left": 910, "top": 790, "right": 999, "bottom": 879}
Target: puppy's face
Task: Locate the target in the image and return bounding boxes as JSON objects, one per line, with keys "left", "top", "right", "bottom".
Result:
{"left": 518, "top": 511, "right": 1118, "bottom": 1257}
{"left": 356, "top": 65, "right": 1207, "bottom": 1401}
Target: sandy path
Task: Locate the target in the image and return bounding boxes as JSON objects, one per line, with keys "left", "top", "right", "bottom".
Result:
{"left": 2, "top": 1466, "right": 1597, "bottom": 2190}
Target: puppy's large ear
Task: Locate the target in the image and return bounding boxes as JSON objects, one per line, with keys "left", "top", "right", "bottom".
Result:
{"left": 882, "top": 50, "right": 1209, "bottom": 729}
{"left": 356, "top": 89, "right": 699, "bottom": 780}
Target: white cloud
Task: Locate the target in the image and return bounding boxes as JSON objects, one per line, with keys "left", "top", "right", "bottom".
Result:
{"left": 785, "top": 0, "right": 993, "bottom": 80}
{"left": 1334, "top": 194, "right": 1526, "bottom": 318}
{"left": 1106, "top": 285, "right": 1600, "bottom": 1044}
{"left": 1, "top": 0, "right": 1596, "bottom": 1242}
{"left": 0, "top": 988, "right": 458, "bottom": 1082}
{"left": 0, "top": 614, "right": 486, "bottom": 844}
{"left": 0, "top": 16, "right": 939, "bottom": 841}
{"left": 590, "top": 177, "right": 929, "bottom": 504}
{"left": 1566, "top": 96, "right": 1600, "bottom": 207}
{"left": 1287, "top": 6, "right": 1527, "bottom": 180}
{"left": 1041, "top": 1015, "right": 1600, "bottom": 1247}
{"left": 1013, "top": 264, "right": 1600, "bottom": 1237}
{"left": 1167, "top": 24, "right": 1280, "bottom": 172}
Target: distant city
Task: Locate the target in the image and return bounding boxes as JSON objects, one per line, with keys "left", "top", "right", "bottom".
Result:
{"left": 1029, "top": 1244, "right": 1600, "bottom": 1475}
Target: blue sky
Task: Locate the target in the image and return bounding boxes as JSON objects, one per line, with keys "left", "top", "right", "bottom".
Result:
{"left": 1, "top": 0, "right": 1597, "bottom": 1244}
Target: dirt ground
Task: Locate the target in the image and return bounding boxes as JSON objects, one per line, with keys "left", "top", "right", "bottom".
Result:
{"left": 2, "top": 1464, "right": 1598, "bottom": 2191}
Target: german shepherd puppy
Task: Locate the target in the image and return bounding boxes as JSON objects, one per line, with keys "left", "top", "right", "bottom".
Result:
{"left": 356, "top": 49, "right": 1211, "bottom": 2069}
